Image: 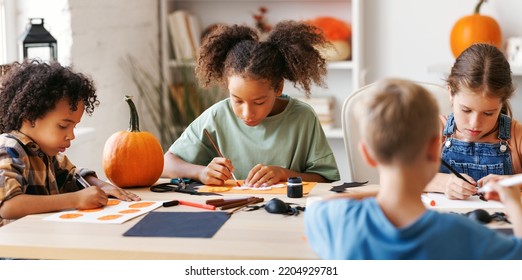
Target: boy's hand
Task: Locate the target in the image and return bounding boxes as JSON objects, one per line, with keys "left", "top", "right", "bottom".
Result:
{"left": 482, "top": 176, "right": 522, "bottom": 237}
{"left": 98, "top": 182, "right": 141, "bottom": 202}
{"left": 484, "top": 179, "right": 522, "bottom": 206}
{"left": 444, "top": 173, "right": 476, "bottom": 200}
{"left": 245, "top": 164, "right": 285, "bottom": 188}
{"left": 477, "top": 174, "right": 511, "bottom": 189}
{"left": 198, "top": 157, "right": 234, "bottom": 186}
{"left": 75, "top": 186, "right": 108, "bottom": 209}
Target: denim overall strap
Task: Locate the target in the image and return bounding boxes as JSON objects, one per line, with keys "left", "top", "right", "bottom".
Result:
{"left": 440, "top": 114, "right": 513, "bottom": 182}
{"left": 443, "top": 113, "right": 456, "bottom": 137}
{"left": 498, "top": 114, "right": 511, "bottom": 140}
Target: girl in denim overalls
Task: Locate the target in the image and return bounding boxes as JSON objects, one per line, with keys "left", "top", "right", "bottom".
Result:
{"left": 426, "top": 44, "right": 522, "bottom": 200}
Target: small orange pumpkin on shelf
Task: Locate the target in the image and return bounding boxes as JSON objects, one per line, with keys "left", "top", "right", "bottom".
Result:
{"left": 102, "top": 96, "right": 164, "bottom": 188}
{"left": 450, "top": 0, "right": 502, "bottom": 58}
{"left": 307, "top": 16, "right": 352, "bottom": 61}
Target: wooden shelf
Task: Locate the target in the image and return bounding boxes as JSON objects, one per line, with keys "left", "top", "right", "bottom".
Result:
{"left": 327, "top": 60, "right": 353, "bottom": 70}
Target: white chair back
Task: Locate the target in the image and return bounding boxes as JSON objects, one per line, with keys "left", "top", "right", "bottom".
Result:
{"left": 341, "top": 81, "right": 451, "bottom": 183}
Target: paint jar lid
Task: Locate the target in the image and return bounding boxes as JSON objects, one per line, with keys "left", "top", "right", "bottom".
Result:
{"left": 287, "top": 177, "right": 302, "bottom": 184}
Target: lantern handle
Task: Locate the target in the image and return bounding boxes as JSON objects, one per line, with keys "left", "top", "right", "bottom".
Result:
{"left": 29, "top": 18, "right": 45, "bottom": 25}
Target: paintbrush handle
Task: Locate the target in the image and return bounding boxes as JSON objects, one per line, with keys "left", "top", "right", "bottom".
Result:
{"left": 206, "top": 197, "right": 254, "bottom": 207}
{"left": 220, "top": 197, "right": 260, "bottom": 210}
{"left": 441, "top": 159, "right": 474, "bottom": 185}
{"left": 227, "top": 197, "right": 265, "bottom": 215}
{"left": 203, "top": 128, "right": 241, "bottom": 187}
{"left": 204, "top": 129, "right": 224, "bottom": 157}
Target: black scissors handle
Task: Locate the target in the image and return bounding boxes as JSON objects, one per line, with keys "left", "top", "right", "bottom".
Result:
{"left": 178, "top": 189, "right": 223, "bottom": 196}
{"left": 150, "top": 183, "right": 177, "bottom": 193}
{"left": 149, "top": 183, "right": 222, "bottom": 196}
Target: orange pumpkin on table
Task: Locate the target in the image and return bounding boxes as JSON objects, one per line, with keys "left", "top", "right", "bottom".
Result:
{"left": 450, "top": 0, "right": 502, "bottom": 58}
{"left": 102, "top": 96, "right": 164, "bottom": 188}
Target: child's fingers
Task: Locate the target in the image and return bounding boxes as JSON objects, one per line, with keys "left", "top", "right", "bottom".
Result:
{"left": 78, "top": 186, "right": 108, "bottom": 209}
{"left": 247, "top": 165, "right": 276, "bottom": 188}
{"left": 245, "top": 164, "right": 263, "bottom": 186}
{"left": 477, "top": 174, "right": 504, "bottom": 187}
{"left": 484, "top": 191, "right": 500, "bottom": 201}
{"left": 116, "top": 190, "right": 141, "bottom": 201}
{"left": 209, "top": 157, "right": 234, "bottom": 177}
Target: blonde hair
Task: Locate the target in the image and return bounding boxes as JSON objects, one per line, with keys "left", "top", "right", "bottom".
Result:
{"left": 355, "top": 78, "right": 440, "bottom": 165}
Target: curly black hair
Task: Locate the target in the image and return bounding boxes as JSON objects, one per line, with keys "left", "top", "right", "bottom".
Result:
{"left": 195, "top": 20, "right": 329, "bottom": 96}
{"left": 0, "top": 60, "right": 99, "bottom": 133}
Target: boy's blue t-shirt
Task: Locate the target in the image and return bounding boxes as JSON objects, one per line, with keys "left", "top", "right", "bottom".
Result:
{"left": 305, "top": 198, "right": 522, "bottom": 260}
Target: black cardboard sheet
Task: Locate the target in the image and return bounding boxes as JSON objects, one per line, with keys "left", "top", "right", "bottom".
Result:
{"left": 123, "top": 211, "right": 230, "bottom": 238}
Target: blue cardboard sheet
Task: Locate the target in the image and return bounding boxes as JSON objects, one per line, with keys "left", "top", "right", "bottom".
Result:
{"left": 123, "top": 211, "right": 230, "bottom": 238}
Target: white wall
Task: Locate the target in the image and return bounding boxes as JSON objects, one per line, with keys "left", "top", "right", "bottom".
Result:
{"left": 363, "top": 0, "right": 522, "bottom": 122}
{"left": 14, "top": 0, "right": 159, "bottom": 179}
{"left": 15, "top": 0, "right": 72, "bottom": 64}
{"left": 66, "top": 0, "right": 159, "bottom": 179}
{"left": 10, "top": 0, "right": 522, "bottom": 181}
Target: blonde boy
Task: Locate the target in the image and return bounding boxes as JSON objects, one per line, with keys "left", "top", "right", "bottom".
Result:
{"left": 304, "top": 78, "right": 522, "bottom": 259}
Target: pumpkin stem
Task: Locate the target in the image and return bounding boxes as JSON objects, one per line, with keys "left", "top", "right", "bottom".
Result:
{"left": 125, "top": 95, "right": 140, "bottom": 132}
{"left": 474, "top": 0, "right": 486, "bottom": 14}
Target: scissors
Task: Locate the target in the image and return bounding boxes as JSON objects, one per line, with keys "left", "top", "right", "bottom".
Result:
{"left": 150, "top": 178, "right": 222, "bottom": 196}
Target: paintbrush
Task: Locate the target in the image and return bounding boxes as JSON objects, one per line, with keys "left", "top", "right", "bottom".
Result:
{"left": 441, "top": 159, "right": 486, "bottom": 201}
{"left": 203, "top": 128, "right": 241, "bottom": 187}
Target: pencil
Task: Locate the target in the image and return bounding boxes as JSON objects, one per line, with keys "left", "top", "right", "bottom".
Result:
{"left": 74, "top": 173, "right": 91, "bottom": 189}
{"left": 203, "top": 128, "right": 241, "bottom": 187}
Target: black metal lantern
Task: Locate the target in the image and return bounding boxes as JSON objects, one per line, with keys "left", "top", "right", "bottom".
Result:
{"left": 19, "top": 18, "right": 57, "bottom": 62}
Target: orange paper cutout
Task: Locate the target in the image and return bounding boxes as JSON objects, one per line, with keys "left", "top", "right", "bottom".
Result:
{"left": 97, "top": 215, "right": 122, "bottom": 220}
{"left": 119, "top": 209, "right": 140, "bottom": 214}
{"left": 59, "top": 213, "right": 83, "bottom": 219}
{"left": 107, "top": 199, "right": 120, "bottom": 206}
{"left": 129, "top": 202, "right": 156, "bottom": 208}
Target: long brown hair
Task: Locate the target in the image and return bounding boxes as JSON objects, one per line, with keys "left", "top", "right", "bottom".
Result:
{"left": 446, "top": 43, "right": 514, "bottom": 117}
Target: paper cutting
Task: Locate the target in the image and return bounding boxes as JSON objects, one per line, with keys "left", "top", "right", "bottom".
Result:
{"left": 44, "top": 199, "right": 162, "bottom": 224}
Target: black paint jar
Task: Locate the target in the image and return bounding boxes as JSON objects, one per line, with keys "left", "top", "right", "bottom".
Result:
{"left": 287, "top": 177, "right": 303, "bottom": 198}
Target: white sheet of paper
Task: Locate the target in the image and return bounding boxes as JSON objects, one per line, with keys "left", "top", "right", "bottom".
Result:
{"left": 44, "top": 199, "right": 162, "bottom": 224}
{"left": 231, "top": 183, "right": 285, "bottom": 191}
{"left": 424, "top": 193, "right": 504, "bottom": 209}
